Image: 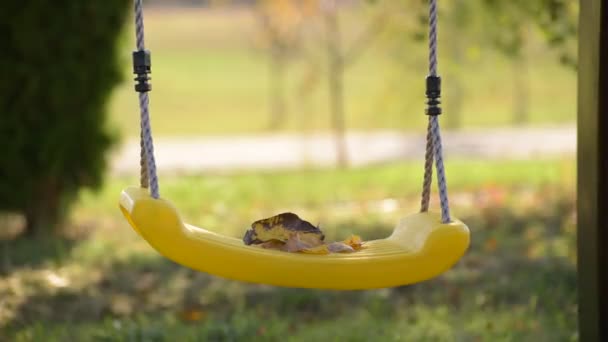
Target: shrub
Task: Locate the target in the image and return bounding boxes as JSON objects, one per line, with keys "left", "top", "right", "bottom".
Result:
{"left": 0, "top": 1, "right": 131, "bottom": 236}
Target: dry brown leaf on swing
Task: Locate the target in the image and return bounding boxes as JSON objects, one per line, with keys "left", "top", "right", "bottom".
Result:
{"left": 243, "top": 212, "right": 324, "bottom": 246}
{"left": 243, "top": 213, "right": 365, "bottom": 254}
{"left": 301, "top": 244, "right": 331, "bottom": 254}
{"left": 342, "top": 235, "right": 364, "bottom": 250}
{"left": 327, "top": 242, "right": 355, "bottom": 253}
{"left": 259, "top": 240, "right": 286, "bottom": 250}
{"left": 284, "top": 232, "right": 318, "bottom": 252}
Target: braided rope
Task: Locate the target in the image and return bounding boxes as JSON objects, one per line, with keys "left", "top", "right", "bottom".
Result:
{"left": 420, "top": 119, "right": 433, "bottom": 212}
{"left": 140, "top": 132, "right": 148, "bottom": 188}
{"left": 430, "top": 116, "right": 451, "bottom": 222}
{"left": 420, "top": 0, "right": 451, "bottom": 223}
{"left": 428, "top": 0, "right": 438, "bottom": 76}
{"left": 134, "top": 0, "right": 160, "bottom": 199}
{"left": 135, "top": 0, "right": 145, "bottom": 50}
{"left": 420, "top": 0, "right": 438, "bottom": 212}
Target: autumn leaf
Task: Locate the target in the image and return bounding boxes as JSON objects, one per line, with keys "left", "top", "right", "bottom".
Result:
{"left": 327, "top": 242, "right": 355, "bottom": 253}
{"left": 301, "top": 244, "right": 331, "bottom": 254}
{"left": 342, "top": 235, "right": 364, "bottom": 250}
{"left": 179, "top": 308, "right": 207, "bottom": 322}
{"left": 110, "top": 294, "right": 133, "bottom": 316}
{"left": 259, "top": 240, "right": 286, "bottom": 250}
{"left": 483, "top": 237, "right": 498, "bottom": 252}
{"left": 243, "top": 212, "right": 324, "bottom": 246}
{"left": 284, "top": 232, "right": 319, "bottom": 252}
{"left": 244, "top": 213, "right": 364, "bottom": 254}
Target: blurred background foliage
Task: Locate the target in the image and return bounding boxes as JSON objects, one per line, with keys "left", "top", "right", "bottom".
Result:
{"left": 107, "top": 0, "right": 577, "bottom": 137}
{"left": 0, "top": 0, "right": 577, "bottom": 340}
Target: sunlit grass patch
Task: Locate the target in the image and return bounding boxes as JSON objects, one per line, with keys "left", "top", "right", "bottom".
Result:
{"left": 1, "top": 158, "right": 576, "bottom": 340}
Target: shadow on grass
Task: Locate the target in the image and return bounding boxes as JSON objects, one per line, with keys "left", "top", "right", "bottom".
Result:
{"left": 3, "top": 189, "right": 578, "bottom": 339}
{"left": 0, "top": 237, "right": 78, "bottom": 275}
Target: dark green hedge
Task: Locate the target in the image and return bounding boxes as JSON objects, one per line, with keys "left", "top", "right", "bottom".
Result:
{"left": 0, "top": 1, "right": 131, "bottom": 235}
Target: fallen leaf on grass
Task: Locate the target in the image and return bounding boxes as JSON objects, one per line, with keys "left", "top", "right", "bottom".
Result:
{"left": 484, "top": 237, "right": 498, "bottom": 252}
{"left": 179, "top": 308, "right": 207, "bottom": 322}
{"left": 110, "top": 294, "right": 133, "bottom": 316}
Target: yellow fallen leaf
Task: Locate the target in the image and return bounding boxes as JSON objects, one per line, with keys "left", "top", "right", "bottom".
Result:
{"left": 301, "top": 244, "right": 330, "bottom": 254}
{"left": 259, "top": 240, "right": 286, "bottom": 250}
{"left": 179, "top": 308, "right": 207, "bottom": 322}
{"left": 484, "top": 237, "right": 498, "bottom": 252}
{"left": 342, "top": 235, "right": 364, "bottom": 250}
{"left": 327, "top": 242, "right": 355, "bottom": 253}
{"left": 110, "top": 294, "right": 133, "bottom": 316}
{"left": 284, "top": 233, "right": 315, "bottom": 252}
{"left": 297, "top": 231, "right": 325, "bottom": 247}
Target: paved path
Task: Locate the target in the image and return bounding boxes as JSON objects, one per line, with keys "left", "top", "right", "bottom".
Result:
{"left": 111, "top": 125, "right": 575, "bottom": 175}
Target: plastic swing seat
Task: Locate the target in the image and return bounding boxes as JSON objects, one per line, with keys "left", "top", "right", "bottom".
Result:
{"left": 122, "top": 0, "right": 470, "bottom": 290}
{"left": 120, "top": 187, "right": 470, "bottom": 290}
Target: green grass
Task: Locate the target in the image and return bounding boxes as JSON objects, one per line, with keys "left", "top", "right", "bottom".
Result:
{"left": 108, "top": 8, "right": 577, "bottom": 138}
{"left": 76, "top": 158, "right": 575, "bottom": 238}
{"left": 1, "top": 159, "right": 577, "bottom": 340}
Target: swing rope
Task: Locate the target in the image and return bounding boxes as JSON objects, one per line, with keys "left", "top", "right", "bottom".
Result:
{"left": 420, "top": 0, "right": 451, "bottom": 223}
{"left": 131, "top": 0, "right": 451, "bottom": 217}
{"left": 134, "top": 0, "right": 160, "bottom": 199}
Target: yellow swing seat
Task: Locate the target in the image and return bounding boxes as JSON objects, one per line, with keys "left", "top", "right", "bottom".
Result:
{"left": 120, "top": 186, "right": 470, "bottom": 290}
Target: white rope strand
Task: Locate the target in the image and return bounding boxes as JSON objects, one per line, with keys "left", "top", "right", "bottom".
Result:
{"left": 420, "top": 0, "right": 438, "bottom": 212}
{"left": 420, "top": 0, "right": 451, "bottom": 223}
{"left": 428, "top": 0, "right": 438, "bottom": 76}
{"left": 134, "top": 0, "right": 160, "bottom": 199}
{"left": 135, "top": 0, "right": 145, "bottom": 51}
{"left": 431, "top": 116, "right": 451, "bottom": 222}
{"left": 140, "top": 132, "right": 148, "bottom": 188}
{"left": 138, "top": 92, "right": 159, "bottom": 198}
{"left": 420, "top": 120, "right": 434, "bottom": 212}
{"left": 420, "top": 0, "right": 437, "bottom": 212}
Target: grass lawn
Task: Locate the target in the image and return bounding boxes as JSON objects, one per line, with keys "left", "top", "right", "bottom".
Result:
{"left": 1, "top": 158, "right": 577, "bottom": 341}
{"left": 108, "top": 8, "right": 577, "bottom": 138}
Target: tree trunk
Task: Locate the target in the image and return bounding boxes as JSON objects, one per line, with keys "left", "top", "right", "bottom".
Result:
{"left": 445, "top": 43, "right": 464, "bottom": 130}
{"left": 512, "top": 25, "right": 530, "bottom": 126}
{"left": 446, "top": 78, "right": 464, "bottom": 129}
{"left": 445, "top": 0, "right": 466, "bottom": 130}
{"left": 296, "top": 67, "right": 316, "bottom": 136}
{"left": 23, "top": 180, "right": 62, "bottom": 238}
{"left": 325, "top": 3, "right": 348, "bottom": 168}
{"left": 512, "top": 54, "right": 530, "bottom": 125}
{"left": 268, "top": 48, "right": 288, "bottom": 130}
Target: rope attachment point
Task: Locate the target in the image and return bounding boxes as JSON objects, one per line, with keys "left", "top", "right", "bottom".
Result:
{"left": 425, "top": 75, "right": 442, "bottom": 116}
{"left": 133, "top": 50, "right": 152, "bottom": 93}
